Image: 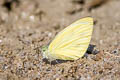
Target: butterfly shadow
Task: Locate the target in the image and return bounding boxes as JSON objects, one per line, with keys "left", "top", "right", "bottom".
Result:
{"left": 42, "top": 58, "right": 74, "bottom": 65}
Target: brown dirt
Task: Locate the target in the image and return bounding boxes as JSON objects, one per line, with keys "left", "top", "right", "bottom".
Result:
{"left": 0, "top": 0, "right": 120, "bottom": 80}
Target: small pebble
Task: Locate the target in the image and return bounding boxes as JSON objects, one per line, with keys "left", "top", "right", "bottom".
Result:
{"left": 0, "top": 40, "right": 2, "bottom": 43}
{"left": 48, "top": 32, "right": 52, "bottom": 37}
{"left": 112, "top": 49, "right": 119, "bottom": 55}
{"left": 29, "top": 15, "right": 35, "bottom": 22}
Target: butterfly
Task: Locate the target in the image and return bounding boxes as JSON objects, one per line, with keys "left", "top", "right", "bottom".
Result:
{"left": 42, "top": 17, "right": 93, "bottom": 61}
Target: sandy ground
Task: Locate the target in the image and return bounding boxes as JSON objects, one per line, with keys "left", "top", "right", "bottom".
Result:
{"left": 0, "top": 0, "right": 120, "bottom": 80}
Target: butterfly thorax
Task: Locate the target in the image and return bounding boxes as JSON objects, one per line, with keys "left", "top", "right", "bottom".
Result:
{"left": 41, "top": 45, "right": 56, "bottom": 61}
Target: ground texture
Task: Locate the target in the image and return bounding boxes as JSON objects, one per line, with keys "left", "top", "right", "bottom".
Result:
{"left": 0, "top": 0, "right": 120, "bottom": 80}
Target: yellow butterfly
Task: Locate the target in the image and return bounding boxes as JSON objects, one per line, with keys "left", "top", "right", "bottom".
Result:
{"left": 42, "top": 17, "right": 93, "bottom": 61}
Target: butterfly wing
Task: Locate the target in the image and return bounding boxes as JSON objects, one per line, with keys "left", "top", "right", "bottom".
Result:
{"left": 48, "top": 17, "right": 93, "bottom": 60}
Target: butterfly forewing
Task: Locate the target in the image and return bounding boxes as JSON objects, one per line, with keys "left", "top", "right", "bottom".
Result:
{"left": 48, "top": 17, "right": 93, "bottom": 60}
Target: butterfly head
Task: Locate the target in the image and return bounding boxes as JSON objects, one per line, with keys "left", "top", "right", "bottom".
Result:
{"left": 41, "top": 45, "right": 49, "bottom": 59}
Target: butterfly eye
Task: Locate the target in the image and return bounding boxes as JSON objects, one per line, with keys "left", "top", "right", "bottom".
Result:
{"left": 42, "top": 46, "right": 47, "bottom": 52}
